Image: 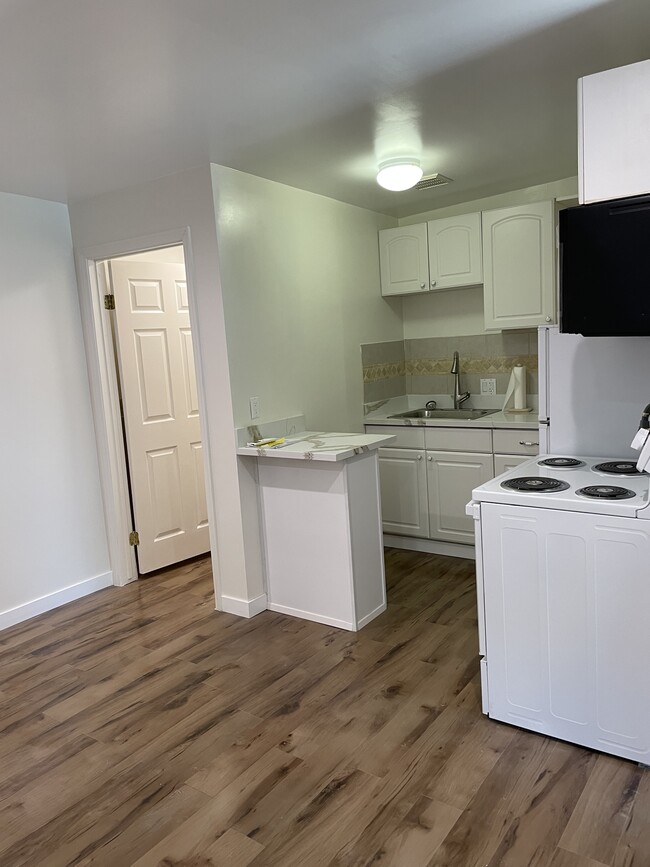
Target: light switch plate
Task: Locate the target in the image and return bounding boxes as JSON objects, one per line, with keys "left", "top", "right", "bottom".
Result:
{"left": 249, "top": 396, "right": 260, "bottom": 419}
{"left": 480, "top": 378, "right": 497, "bottom": 396}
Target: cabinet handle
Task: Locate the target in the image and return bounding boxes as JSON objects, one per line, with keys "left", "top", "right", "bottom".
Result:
{"left": 545, "top": 316, "right": 552, "bottom": 322}
{"left": 430, "top": 280, "right": 436, "bottom": 287}
{"left": 519, "top": 441, "right": 539, "bottom": 447}
{"left": 427, "top": 455, "right": 433, "bottom": 461}
{"left": 417, "top": 454, "right": 423, "bottom": 460}
{"left": 419, "top": 282, "right": 426, "bottom": 289}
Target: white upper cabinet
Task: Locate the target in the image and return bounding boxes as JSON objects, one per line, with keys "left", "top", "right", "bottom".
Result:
{"left": 379, "top": 214, "right": 483, "bottom": 296}
{"left": 378, "top": 224, "right": 429, "bottom": 296}
{"left": 482, "top": 201, "right": 555, "bottom": 331}
{"left": 579, "top": 60, "right": 650, "bottom": 204}
{"left": 427, "top": 212, "right": 482, "bottom": 289}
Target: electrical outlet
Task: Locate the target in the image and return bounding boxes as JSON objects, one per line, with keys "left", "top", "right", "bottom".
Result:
{"left": 249, "top": 396, "right": 260, "bottom": 419}
{"left": 480, "top": 378, "right": 497, "bottom": 396}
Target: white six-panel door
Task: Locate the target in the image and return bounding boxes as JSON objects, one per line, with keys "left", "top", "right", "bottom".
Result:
{"left": 110, "top": 260, "right": 209, "bottom": 573}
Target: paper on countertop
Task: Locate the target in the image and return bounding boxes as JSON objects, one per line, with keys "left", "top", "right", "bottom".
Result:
{"left": 502, "top": 365, "right": 527, "bottom": 411}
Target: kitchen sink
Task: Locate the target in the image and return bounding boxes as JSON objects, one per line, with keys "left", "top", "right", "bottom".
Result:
{"left": 389, "top": 408, "right": 497, "bottom": 420}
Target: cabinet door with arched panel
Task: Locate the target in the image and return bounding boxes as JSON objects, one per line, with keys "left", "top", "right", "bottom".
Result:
{"left": 483, "top": 201, "right": 555, "bottom": 330}
{"left": 428, "top": 212, "right": 482, "bottom": 289}
{"left": 378, "top": 224, "right": 429, "bottom": 296}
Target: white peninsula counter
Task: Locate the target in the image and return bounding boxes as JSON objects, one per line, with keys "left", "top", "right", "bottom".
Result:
{"left": 237, "top": 428, "right": 395, "bottom": 631}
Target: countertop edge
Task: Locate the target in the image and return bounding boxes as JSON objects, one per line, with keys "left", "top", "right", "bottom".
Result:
{"left": 237, "top": 433, "right": 397, "bottom": 462}
{"left": 363, "top": 412, "right": 539, "bottom": 430}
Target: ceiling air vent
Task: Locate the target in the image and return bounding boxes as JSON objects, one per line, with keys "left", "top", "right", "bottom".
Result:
{"left": 414, "top": 173, "right": 453, "bottom": 192}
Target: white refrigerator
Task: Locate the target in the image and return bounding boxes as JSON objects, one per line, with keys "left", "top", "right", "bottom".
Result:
{"left": 538, "top": 325, "right": 650, "bottom": 457}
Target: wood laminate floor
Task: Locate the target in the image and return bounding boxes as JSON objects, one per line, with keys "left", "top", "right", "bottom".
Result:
{"left": 0, "top": 549, "right": 648, "bottom": 866}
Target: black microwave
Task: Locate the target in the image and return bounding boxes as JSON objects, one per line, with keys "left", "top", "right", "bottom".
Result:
{"left": 560, "top": 194, "right": 650, "bottom": 336}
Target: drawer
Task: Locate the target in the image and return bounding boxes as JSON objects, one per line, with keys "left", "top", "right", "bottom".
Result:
{"left": 424, "top": 427, "right": 492, "bottom": 453}
{"left": 493, "top": 429, "right": 540, "bottom": 456}
{"left": 364, "top": 424, "right": 425, "bottom": 449}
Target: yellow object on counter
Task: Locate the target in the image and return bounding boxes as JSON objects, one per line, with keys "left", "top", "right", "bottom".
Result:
{"left": 248, "top": 437, "right": 286, "bottom": 448}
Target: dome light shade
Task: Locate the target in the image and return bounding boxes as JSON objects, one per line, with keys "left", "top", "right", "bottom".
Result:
{"left": 376, "top": 159, "right": 423, "bottom": 191}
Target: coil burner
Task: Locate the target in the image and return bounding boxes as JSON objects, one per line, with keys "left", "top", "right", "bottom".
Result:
{"left": 593, "top": 461, "right": 641, "bottom": 476}
{"left": 538, "top": 457, "right": 585, "bottom": 469}
{"left": 501, "top": 477, "right": 570, "bottom": 493}
{"left": 576, "top": 485, "right": 636, "bottom": 500}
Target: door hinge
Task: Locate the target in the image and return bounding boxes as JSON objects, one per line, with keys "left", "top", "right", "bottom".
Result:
{"left": 104, "top": 294, "right": 115, "bottom": 310}
{"left": 129, "top": 531, "right": 139, "bottom": 546}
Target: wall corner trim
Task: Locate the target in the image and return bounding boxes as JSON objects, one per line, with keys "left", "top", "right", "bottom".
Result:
{"left": 220, "top": 593, "right": 268, "bottom": 618}
{"left": 0, "top": 571, "right": 113, "bottom": 633}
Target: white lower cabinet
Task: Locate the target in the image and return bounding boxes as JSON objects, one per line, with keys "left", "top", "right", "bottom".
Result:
{"left": 377, "top": 448, "right": 429, "bottom": 537}
{"left": 494, "top": 453, "right": 528, "bottom": 476}
{"left": 493, "top": 431, "right": 540, "bottom": 477}
{"left": 426, "top": 451, "right": 494, "bottom": 544}
{"left": 377, "top": 445, "right": 494, "bottom": 543}
{"left": 372, "top": 424, "right": 538, "bottom": 546}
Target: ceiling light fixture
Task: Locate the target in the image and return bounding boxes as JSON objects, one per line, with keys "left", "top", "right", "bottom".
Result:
{"left": 376, "top": 158, "right": 423, "bottom": 191}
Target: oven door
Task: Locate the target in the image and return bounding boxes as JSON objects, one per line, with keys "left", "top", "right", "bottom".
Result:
{"left": 480, "top": 502, "right": 650, "bottom": 763}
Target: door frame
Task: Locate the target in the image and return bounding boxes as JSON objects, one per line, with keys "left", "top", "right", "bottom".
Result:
{"left": 75, "top": 227, "right": 222, "bottom": 603}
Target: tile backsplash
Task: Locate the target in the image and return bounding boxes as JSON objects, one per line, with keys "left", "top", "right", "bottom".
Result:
{"left": 362, "top": 331, "right": 538, "bottom": 403}
{"left": 361, "top": 340, "right": 406, "bottom": 403}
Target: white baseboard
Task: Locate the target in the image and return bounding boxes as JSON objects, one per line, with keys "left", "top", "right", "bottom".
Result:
{"left": 383, "top": 534, "right": 476, "bottom": 561}
{"left": 268, "top": 602, "right": 355, "bottom": 631}
{"left": 356, "top": 601, "right": 387, "bottom": 630}
{"left": 220, "top": 592, "right": 267, "bottom": 618}
{"left": 0, "top": 571, "right": 114, "bottom": 632}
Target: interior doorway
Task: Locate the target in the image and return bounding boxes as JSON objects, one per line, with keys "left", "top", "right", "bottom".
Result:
{"left": 102, "top": 245, "right": 210, "bottom": 575}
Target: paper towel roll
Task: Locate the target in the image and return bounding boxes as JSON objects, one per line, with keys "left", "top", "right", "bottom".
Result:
{"left": 503, "top": 365, "right": 527, "bottom": 411}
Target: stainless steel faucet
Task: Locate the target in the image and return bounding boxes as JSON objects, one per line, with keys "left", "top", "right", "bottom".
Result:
{"left": 451, "top": 351, "right": 470, "bottom": 409}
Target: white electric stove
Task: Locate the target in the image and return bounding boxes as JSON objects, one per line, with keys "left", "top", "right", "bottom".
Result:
{"left": 472, "top": 454, "right": 650, "bottom": 517}
{"left": 467, "top": 454, "right": 650, "bottom": 764}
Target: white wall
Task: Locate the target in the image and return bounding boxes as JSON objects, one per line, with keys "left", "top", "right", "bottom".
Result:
{"left": 68, "top": 166, "right": 264, "bottom": 612}
{"left": 211, "top": 165, "right": 401, "bottom": 432}
{"left": 0, "top": 192, "right": 110, "bottom": 628}
{"left": 400, "top": 176, "right": 578, "bottom": 338}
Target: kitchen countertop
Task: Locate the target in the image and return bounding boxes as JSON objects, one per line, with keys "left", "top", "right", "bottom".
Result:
{"left": 237, "top": 431, "right": 396, "bottom": 462}
{"left": 363, "top": 397, "right": 539, "bottom": 430}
